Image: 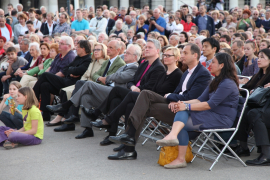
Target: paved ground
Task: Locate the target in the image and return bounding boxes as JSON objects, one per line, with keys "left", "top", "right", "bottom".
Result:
{"left": 0, "top": 119, "right": 269, "bottom": 180}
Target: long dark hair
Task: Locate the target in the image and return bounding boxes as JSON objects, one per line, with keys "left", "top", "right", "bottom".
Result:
{"left": 209, "top": 53, "right": 239, "bottom": 92}
{"left": 245, "top": 48, "right": 270, "bottom": 89}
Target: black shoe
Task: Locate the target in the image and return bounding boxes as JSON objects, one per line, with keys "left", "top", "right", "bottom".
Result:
{"left": 81, "top": 107, "right": 97, "bottom": 121}
{"left": 64, "top": 115, "right": 80, "bottom": 124}
{"left": 109, "top": 134, "right": 135, "bottom": 146}
{"left": 46, "top": 104, "right": 67, "bottom": 114}
{"left": 100, "top": 135, "right": 115, "bottom": 146}
{"left": 54, "top": 123, "right": 75, "bottom": 132}
{"left": 113, "top": 144, "right": 125, "bottom": 152}
{"left": 91, "top": 120, "right": 111, "bottom": 129}
{"left": 75, "top": 128, "right": 94, "bottom": 139}
{"left": 246, "top": 154, "right": 270, "bottom": 166}
{"left": 108, "top": 149, "right": 137, "bottom": 160}
{"left": 46, "top": 121, "right": 62, "bottom": 126}
{"left": 234, "top": 145, "right": 250, "bottom": 157}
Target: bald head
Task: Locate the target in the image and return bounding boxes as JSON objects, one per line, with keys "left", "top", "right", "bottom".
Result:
{"left": 0, "top": 9, "right": 4, "bottom": 16}
{"left": 153, "top": 8, "right": 161, "bottom": 19}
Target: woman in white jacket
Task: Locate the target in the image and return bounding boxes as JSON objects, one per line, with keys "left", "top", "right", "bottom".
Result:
{"left": 166, "top": 15, "right": 176, "bottom": 33}
{"left": 173, "top": 17, "right": 184, "bottom": 33}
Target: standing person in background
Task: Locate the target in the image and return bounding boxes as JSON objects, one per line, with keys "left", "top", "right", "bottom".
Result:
{"left": 0, "top": 16, "right": 14, "bottom": 42}
{"left": 135, "top": 15, "right": 149, "bottom": 40}
{"left": 149, "top": 8, "right": 166, "bottom": 35}
{"left": 16, "top": 4, "right": 23, "bottom": 13}
{"left": 89, "top": 6, "right": 107, "bottom": 36}
{"left": 194, "top": 5, "right": 215, "bottom": 36}
{"left": 71, "top": 9, "right": 89, "bottom": 36}
{"left": 28, "top": 8, "right": 41, "bottom": 30}
{"left": 103, "top": 10, "right": 115, "bottom": 35}
{"left": 10, "top": 10, "right": 18, "bottom": 29}
{"left": 5, "top": 4, "right": 13, "bottom": 17}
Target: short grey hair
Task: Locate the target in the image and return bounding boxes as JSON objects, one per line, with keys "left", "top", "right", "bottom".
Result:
{"left": 17, "top": 4, "right": 23, "bottom": 9}
{"left": 136, "top": 39, "right": 146, "bottom": 46}
{"left": 127, "top": 29, "right": 134, "bottom": 33}
{"left": 195, "top": 35, "right": 206, "bottom": 43}
{"left": 22, "top": 38, "right": 30, "bottom": 45}
{"left": 40, "top": 6, "right": 47, "bottom": 11}
{"left": 137, "top": 32, "right": 145, "bottom": 38}
{"left": 171, "top": 35, "right": 180, "bottom": 42}
{"left": 266, "top": 9, "right": 270, "bottom": 13}
{"left": 115, "top": 19, "right": 123, "bottom": 24}
{"left": 98, "top": 32, "right": 109, "bottom": 40}
{"left": 61, "top": 36, "right": 74, "bottom": 49}
{"left": 120, "top": 7, "right": 127, "bottom": 11}
{"left": 147, "top": 39, "right": 161, "bottom": 51}
{"left": 127, "top": 44, "right": 142, "bottom": 61}
{"left": 29, "top": 42, "right": 41, "bottom": 54}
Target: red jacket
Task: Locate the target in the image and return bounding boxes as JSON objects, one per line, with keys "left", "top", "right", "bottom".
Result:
{"left": 0, "top": 23, "right": 12, "bottom": 38}
{"left": 29, "top": 54, "right": 50, "bottom": 70}
{"left": 183, "top": 21, "right": 196, "bottom": 32}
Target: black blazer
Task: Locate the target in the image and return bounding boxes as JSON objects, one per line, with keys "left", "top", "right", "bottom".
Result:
{"left": 236, "top": 55, "right": 245, "bottom": 73}
{"left": 107, "top": 19, "right": 115, "bottom": 35}
{"left": 194, "top": 15, "right": 215, "bottom": 36}
{"left": 62, "top": 54, "right": 92, "bottom": 81}
{"left": 40, "top": 23, "right": 57, "bottom": 35}
{"left": 17, "top": 51, "right": 32, "bottom": 62}
{"left": 167, "top": 62, "right": 212, "bottom": 102}
{"left": 127, "top": 58, "right": 165, "bottom": 91}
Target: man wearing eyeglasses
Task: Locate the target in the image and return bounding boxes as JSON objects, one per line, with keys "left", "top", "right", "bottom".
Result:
{"left": 89, "top": 6, "right": 107, "bottom": 35}
{"left": 252, "top": 10, "right": 262, "bottom": 28}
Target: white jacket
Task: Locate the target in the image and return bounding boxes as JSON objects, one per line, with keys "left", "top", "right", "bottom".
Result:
{"left": 89, "top": 17, "right": 108, "bottom": 35}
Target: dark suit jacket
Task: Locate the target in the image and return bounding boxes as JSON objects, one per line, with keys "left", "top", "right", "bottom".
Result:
{"left": 167, "top": 62, "right": 212, "bottom": 102}
{"left": 194, "top": 15, "right": 215, "bottom": 36}
{"left": 236, "top": 55, "right": 245, "bottom": 73}
{"left": 17, "top": 51, "right": 32, "bottom": 62}
{"left": 40, "top": 23, "right": 57, "bottom": 35}
{"left": 107, "top": 19, "right": 115, "bottom": 35}
{"left": 127, "top": 58, "right": 165, "bottom": 91}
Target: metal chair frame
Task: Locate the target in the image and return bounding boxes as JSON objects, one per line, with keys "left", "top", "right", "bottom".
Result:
{"left": 191, "top": 88, "right": 249, "bottom": 171}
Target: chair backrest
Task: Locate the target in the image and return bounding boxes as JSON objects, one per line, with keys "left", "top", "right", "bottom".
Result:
{"left": 233, "top": 88, "right": 249, "bottom": 130}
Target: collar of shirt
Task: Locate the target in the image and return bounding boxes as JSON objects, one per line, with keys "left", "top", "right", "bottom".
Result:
{"left": 265, "top": 18, "right": 270, "bottom": 21}
{"left": 188, "top": 65, "right": 197, "bottom": 75}
{"left": 110, "top": 55, "right": 118, "bottom": 64}
{"left": 205, "top": 59, "right": 213, "bottom": 68}
{"left": 19, "top": 23, "right": 26, "bottom": 28}
{"left": 126, "top": 62, "right": 136, "bottom": 66}
{"left": 22, "top": 51, "right": 28, "bottom": 55}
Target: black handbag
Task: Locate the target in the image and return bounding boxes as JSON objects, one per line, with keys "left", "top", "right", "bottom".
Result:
{"left": 247, "top": 86, "right": 270, "bottom": 108}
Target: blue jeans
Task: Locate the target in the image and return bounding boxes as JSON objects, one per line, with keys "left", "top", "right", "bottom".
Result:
{"left": 174, "top": 111, "right": 201, "bottom": 146}
{"left": 0, "top": 111, "right": 23, "bottom": 129}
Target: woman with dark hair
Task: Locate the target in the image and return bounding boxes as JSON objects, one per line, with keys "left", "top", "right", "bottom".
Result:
{"left": 156, "top": 53, "right": 239, "bottom": 168}
{"left": 127, "top": 6, "right": 135, "bottom": 15}
{"left": 179, "top": 31, "right": 189, "bottom": 44}
{"left": 234, "top": 48, "right": 270, "bottom": 166}
{"left": 177, "top": 44, "right": 188, "bottom": 72}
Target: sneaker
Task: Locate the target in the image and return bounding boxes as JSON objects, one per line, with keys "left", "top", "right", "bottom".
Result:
{"left": 3, "top": 141, "right": 19, "bottom": 149}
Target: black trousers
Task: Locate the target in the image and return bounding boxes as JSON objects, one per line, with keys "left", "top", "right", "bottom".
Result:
{"left": 33, "top": 72, "right": 76, "bottom": 112}
{"left": 96, "top": 86, "right": 131, "bottom": 115}
{"left": 234, "top": 106, "right": 251, "bottom": 142}
{"left": 105, "top": 91, "right": 139, "bottom": 134}
{"left": 58, "top": 80, "right": 87, "bottom": 118}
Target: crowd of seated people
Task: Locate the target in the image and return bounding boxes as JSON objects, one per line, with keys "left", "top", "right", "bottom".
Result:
{"left": 0, "top": 2, "right": 270, "bottom": 168}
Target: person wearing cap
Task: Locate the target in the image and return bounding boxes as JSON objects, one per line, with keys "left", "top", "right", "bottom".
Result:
{"left": 236, "top": 9, "right": 255, "bottom": 31}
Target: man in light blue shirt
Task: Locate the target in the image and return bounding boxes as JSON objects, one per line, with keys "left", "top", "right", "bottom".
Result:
{"left": 71, "top": 9, "right": 89, "bottom": 36}
{"left": 149, "top": 8, "right": 166, "bottom": 35}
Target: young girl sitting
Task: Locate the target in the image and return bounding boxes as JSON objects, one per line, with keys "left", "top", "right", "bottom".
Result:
{"left": 0, "top": 81, "right": 23, "bottom": 129}
{"left": 242, "top": 40, "right": 259, "bottom": 76}
{"left": 0, "top": 87, "right": 44, "bottom": 149}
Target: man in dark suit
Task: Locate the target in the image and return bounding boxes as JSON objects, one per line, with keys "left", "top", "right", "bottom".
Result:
{"left": 17, "top": 39, "right": 32, "bottom": 62}
{"left": 46, "top": 44, "right": 140, "bottom": 139}
{"left": 103, "top": 10, "right": 115, "bottom": 35}
{"left": 107, "top": 43, "right": 212, "bottom": 160}
{"left": 194, "top": 5, "right": 215, "bottom": 36}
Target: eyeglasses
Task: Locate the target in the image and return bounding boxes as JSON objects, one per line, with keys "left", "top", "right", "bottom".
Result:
{"left": 93, "top": 49, "right": 102, "bottom": 52}
{"left": 163, "top": 54, "right": 175, "bottom": 58}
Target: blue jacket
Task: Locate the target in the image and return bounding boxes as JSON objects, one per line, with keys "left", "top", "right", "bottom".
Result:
{"left": 194, "top": 15, "right": 215, "bottom": 36}
{"left": 261, "top": 20, "right": 270, "bottom": 32}
{"left": 254, "top": 19, "right": 262, "bottom": 28}
{"left": 167, "top": 62, "right": 212, "bottom": 102}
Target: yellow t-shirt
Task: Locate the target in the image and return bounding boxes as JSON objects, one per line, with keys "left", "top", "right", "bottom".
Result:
{"left": 23, "top": 105, "right": 44, "bottom": 139}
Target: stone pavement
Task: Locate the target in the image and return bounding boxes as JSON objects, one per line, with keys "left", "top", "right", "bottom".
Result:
{"left": 0, "top": 120, "right": 269, "bottom": 180}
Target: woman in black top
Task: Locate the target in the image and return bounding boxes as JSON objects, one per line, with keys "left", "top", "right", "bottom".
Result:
{"left": 92, "top": 47, "right": 183, "bottom": 144}
{"left": 235, "top": 48, "right": 270, "bottom": 166}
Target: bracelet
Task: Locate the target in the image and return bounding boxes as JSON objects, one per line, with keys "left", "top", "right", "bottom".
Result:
{"left": 184, "top": 103, "right": 189, "bottom": 111}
